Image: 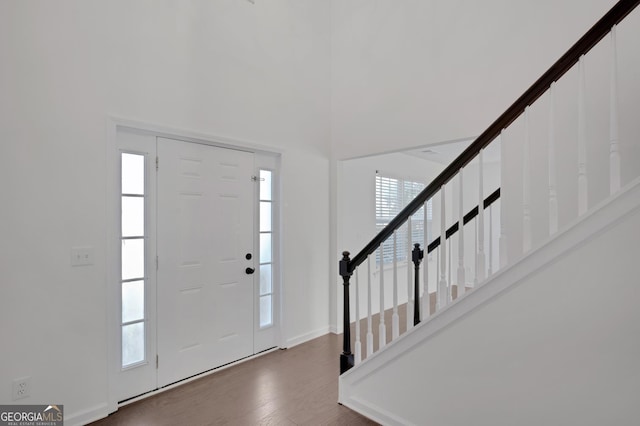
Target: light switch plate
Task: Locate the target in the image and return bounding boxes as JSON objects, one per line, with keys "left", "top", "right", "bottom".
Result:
{"left": 71, "top": 247, "right": 94, "bottom": 266}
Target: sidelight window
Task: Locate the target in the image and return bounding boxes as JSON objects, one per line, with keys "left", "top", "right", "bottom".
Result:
{"left": 258, "top": 169, "right": 274, "bottom": 328}
{"left": 121, "top": 153, "right": 147, "bottom": 367}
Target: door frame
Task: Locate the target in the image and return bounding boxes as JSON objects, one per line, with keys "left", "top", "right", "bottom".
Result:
{"left": 106, "top": 117, "right": 283, "bottom": 413}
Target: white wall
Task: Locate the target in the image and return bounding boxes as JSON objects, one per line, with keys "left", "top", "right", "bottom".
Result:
{"left": 331, "top": 0, "right": 618, "bottom": 159}
{"left": 0, "top": 1, "right": 330, "bottom": 423}
{"left": 340, "top": 178, "right": 640, "bottom": 426}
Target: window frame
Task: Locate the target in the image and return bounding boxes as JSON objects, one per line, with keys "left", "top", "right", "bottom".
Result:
{"left": 375, "top": 172, "right": 432, "bottom": 265}
{"left": 258, "top": 168, "right": 274, "bottom": 329}
{"left": 119, "top": 151, "right": 150, "bottom": 370}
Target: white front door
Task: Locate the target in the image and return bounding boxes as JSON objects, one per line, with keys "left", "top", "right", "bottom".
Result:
{"left": 156, "top": 137, "right": 255, "bottom": 387}
{"left": 111, "top": 128, "right": 279, "bottom": 406}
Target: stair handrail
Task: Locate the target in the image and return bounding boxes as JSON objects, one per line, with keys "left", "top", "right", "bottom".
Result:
{"left": 345, "top": 0, "right": 640, "bottom": 274}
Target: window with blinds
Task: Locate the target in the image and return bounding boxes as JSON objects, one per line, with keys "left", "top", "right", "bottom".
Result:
{"left": 375, "top": 174, "right": 432, "bottom": 265}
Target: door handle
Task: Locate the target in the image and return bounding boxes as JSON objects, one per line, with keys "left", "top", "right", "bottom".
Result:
{"left": 245, "top": 267, "right": 255, "bottom": 275}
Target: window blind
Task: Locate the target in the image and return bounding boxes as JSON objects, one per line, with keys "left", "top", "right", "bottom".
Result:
{"left": 375, "top": 174, "right": 432, "bottom": 265}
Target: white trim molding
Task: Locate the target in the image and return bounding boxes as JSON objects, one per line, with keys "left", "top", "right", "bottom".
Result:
{"left": 284, "top": 326, "right": 332, "bottom": 349}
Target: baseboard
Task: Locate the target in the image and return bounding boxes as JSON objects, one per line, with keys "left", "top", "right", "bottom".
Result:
{"left": 285, "top": 326, "right": 331, "bottom": 348}
{"left": 341, "top": 394, "right": 415, "bottom": 426}
{"left": 64, "top": 402, "right": 109, "bottom": 426}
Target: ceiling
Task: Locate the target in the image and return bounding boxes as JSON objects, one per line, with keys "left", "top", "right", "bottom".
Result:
{"left": 403, "top": 138, "right": 501, "bottom": 165}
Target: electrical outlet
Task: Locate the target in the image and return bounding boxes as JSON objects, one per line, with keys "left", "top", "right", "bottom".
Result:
{"left": 71, "top": 246, "right": 94, "bottom": 266}
{"left": 12, "top": 377, "right": 30, "bottom": 400}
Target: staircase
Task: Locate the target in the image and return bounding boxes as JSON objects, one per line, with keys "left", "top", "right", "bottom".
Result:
{"left": 337, "top": 1, "right": 640, "bottom": 424}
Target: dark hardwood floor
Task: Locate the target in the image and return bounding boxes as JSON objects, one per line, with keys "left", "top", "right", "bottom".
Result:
{"left": 93, "top": 288, "right": 464, "bottom": 425}
{"left": 91, "top": 334, "right": 377, "bottom": 426}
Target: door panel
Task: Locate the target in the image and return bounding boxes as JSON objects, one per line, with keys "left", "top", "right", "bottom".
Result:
{"left": 157, "top": 137, "right": 255, "bottom": 387}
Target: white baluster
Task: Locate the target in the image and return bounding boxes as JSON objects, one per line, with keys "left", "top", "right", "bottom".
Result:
{"left": 523, "top": 107, "right": 532, "bottom": 253}
{"left": 366, "top": 256, "right": 373, "bottom": 357}
{"left": 378, "top": 245, "right": 386, "bottom": 349}
{"left": 578, "top": 55, "right": 588, "bottom": 215}
{"left": 610, "top": 25, "right": 621, "bottom": 194}
{"left": 406, "top": 218, "right": 413, "bottom": 331}
{"left": 436, "top": 239, "right": 440, "bottom": 310}
{"left": 354, "top": 268, "right": 361, "bottom": 365}
{"left": 488, "top": 203, "right": 493, "bottom": 277}
{"left": 422, "top": 201, "right": 430, "bottom": 318}
{"left": 457, "top": 170, "right": 465, "bottom": 298}
{"left": 499, "top": 130, "right": 509, "bottom": 268}
{"left": 549, "top": 82, "right": 559, "bottom": 235}
{"left": 438, "top": 186, "right": 448, "bottom": 309}
{"left": 477, "top": 149, "right": 486, "bottom": 282}
{"left": 392, "top": 231, "right": 399, "bottom": 340}
{"left": 473, "top": 217, "right": 479, "bottom": 287}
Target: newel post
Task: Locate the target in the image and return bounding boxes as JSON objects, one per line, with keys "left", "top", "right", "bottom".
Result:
{"left": 412, "top": 243, "right": 424, "bottom": 326}
{"left": 339, "top": 251, "right": 354, "bottom": 374}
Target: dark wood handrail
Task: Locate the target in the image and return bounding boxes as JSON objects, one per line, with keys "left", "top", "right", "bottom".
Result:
{"left": 348, "top": 0, "right": 640, "bottom": 273}
{"left": 426, "top": 188, "right": 500, "bottom": 254}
